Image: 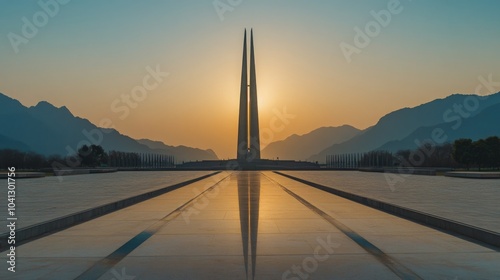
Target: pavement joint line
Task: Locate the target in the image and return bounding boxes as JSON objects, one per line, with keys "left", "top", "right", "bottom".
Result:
{"left": 74, "top": 173, "right": 232, "bottom": 280}
{"left": 273, "top": 171, "right": 500, "bottom": 251}
{"left": 263, "top": 172, "right": 423, "bottom": 280}
{"left": 0, "top": 171, "right": 221, "bottom": 251}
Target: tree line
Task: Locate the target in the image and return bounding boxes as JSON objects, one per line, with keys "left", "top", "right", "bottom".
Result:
{"left": 0, "top": 149, "right": 62, "bottom": 170}
{"left": 326, "top": 151, "right": 394, "bottom": 168}
{"left": 453, "top": 136, "right": 500, "bottom": 170}
{"left": 0, "top": 145, "right": 174, "bottom": 170}
{"left": 326, "top": 135, "right": 499, "bottom": 170}
{"left": 395, "top": 143, "right": 457, "bottom": 168}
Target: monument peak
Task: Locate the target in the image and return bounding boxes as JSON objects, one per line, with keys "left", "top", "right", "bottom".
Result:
{"left": 237, "top": 29, "right": 261, "bottom": 162}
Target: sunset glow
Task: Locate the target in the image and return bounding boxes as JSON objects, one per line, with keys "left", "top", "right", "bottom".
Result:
{"left": 1, "top": 0, "right": 500, "bottom": 158}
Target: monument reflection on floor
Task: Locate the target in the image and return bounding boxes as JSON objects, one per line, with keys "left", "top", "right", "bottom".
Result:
{"left": 237, "top": 172, "right": 260, "bottom": 279}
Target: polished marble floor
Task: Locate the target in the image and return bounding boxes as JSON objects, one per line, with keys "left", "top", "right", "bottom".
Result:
{"left": 2, "top": 171, "right": 499, "bottom": 279}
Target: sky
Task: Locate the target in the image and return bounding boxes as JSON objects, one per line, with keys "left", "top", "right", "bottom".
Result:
{"left": 1, "top": 0, "right": 500, "bottom": 159}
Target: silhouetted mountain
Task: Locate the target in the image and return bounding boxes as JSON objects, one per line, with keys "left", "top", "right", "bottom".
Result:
{"left": 0, "top": 92, "right": 219, "bottom": 162}
{"left": 261, "top": 125, "right": 361, "bottom": 160}
{"left": 0, "top": 96, "right": 61, "bottom": 155}
{"left": 0, "top": 93, "right": 26, "bottom": 114}
{"left": 137, "top": 139, "right": 218, "bottom": 163}
{"left": 309, "top": 92, "right": 500, "bottom": 163}
{"left": 377, "top": 102, "right": 500, "bottom": 152}
{"left": 0, "top": 134, "right": 31, "bottom": 152}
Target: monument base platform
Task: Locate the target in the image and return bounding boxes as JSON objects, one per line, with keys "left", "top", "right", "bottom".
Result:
{"left": 176, "top": 159, "right": 320, "bottom": 170}
{"left": 445, "top": 171, "right": 500, "bottom": 179}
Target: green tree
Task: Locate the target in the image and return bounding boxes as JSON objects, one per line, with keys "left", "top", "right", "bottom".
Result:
{"left": 453, "top": 138, "right": 474, "bottom": 170}
{"left": 472, "top": 139, "right": 489, "bottom": 170}
{"left": 78, "top": 145, "right": 108, "bottom": 167}
{"left": 484, "top": 136, "right": 500, "bottom": 169}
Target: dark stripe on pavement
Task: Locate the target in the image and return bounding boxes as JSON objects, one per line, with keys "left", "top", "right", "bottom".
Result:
{"left": 75, "top": 173, "right": 231, "bottom": 280}
{"left": 264, "top": 173, "right": 423, "bottom": 280}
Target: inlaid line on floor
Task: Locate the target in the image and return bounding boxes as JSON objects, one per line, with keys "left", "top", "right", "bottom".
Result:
{"left": 74, "top": 173, "right": 231, "bottom": 280}
{"left": 264, "top": 172, "right": 423, "bottom": 280}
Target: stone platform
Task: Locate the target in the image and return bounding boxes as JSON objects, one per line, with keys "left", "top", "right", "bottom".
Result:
{"left": 1, "top": 171, "right": 499, "bottom": 279}
{"left": 445, "top": 171, "right": 500, "bottom": 179}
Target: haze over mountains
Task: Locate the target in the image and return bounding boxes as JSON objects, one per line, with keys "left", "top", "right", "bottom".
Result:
{"left": 0, "top": 93, "right": 218, "bottom": 163}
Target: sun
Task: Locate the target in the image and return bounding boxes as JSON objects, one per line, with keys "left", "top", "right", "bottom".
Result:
{"left": 257, "top": 85, "right": 272, "bottom": 112}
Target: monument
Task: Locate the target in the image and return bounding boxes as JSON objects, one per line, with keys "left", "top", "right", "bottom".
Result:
{"left": 237, "top": 29, "right": 261, "bottom": 162}
{"left": 177, "top": 30, "right": 319, "bottom": 170}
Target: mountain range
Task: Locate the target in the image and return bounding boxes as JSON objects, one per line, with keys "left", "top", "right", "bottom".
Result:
{"left": 261, "top": 125, "right": 361, "bottom": 160}
{"left": 259, "top": 92, "right": 500, "bottom": 163}
{"left": 308, "top": 92, "right": 500, "bottom": 162}
{"left": 377, "top": 102, "right": 500, "bottom": 152}
{"left": 2, "top": 91, "right": 499, "bottom": 164}
{"left": 0, "top": 92, "right": 218, "bottom": 162}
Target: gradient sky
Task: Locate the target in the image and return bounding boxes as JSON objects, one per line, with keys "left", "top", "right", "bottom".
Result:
{"left": 1, "top": 0, "right": 500, "bottom": 159}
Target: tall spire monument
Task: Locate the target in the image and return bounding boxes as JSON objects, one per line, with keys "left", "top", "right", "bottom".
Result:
{"left": 237, "top": 29, "right": 261, "bottom": 162}
{"left": 177, "top": 30, "right": 319, "bottom": 170}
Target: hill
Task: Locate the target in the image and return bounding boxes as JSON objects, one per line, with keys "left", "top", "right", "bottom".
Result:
{"left": 309, "top": 92, "right": 500, "bottom": 163}
{"left": 0, "top": 92, "right": 218, "bottom": 162}
{"left": 261, "top": 125, "right": 361, "bottom": 160}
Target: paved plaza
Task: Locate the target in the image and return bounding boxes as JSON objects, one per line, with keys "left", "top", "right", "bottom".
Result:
{"left": 1, "top": 171, "right": 499, "bottom": 279}
{"left": 0, "top": 171, "right": 212, "bottom": 233}
{"left": 281, "top": 171, "right": 500, "bottom": 233}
